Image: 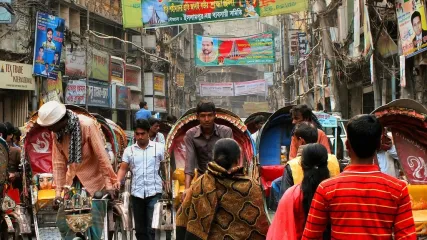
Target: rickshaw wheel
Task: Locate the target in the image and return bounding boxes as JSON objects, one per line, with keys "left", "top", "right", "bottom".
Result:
{"left": 108, "top": 214, "right": 128, "bottom": 240}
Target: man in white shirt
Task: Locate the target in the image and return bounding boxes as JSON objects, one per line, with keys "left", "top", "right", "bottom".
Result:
{"left": 148, "top": 117, "right": 165, "bottom": 145}
{"left": 377, "top": 132, "right": 399, "bottom": 178}
{"left": 115, "top": 119, "right": 164, "bottom": 240}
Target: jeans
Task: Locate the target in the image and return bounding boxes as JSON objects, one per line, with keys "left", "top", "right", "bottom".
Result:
{"left": 131, "top": 193, "right": 161, "bottom": 240}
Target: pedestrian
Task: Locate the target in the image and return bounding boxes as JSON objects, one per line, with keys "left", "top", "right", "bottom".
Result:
{"left": 4, "top": 122, "right": 21, "bottom": 189}
{"left": 176, "top": 138, "right": 269, "bottom": 240}
{"left": 250, "top": 115, "right": 265, "bottom": 143}
{"left": 0, "top": 123, "right": 9, "bottom": 196}
{"left": 302, "top": 114, "right": 416, "bottom": 239}
{"left": 267, "top": 143, "right": 331, "bottom": 240}
{"left": 115, "top": 119, "right": 164, "bottom": 240}
{"left": 181, "top": 100, "right": 233, "bottom": 202}
{"left": 135, "top": 101, "right": 152, "bottom": 120}
{"left": 148, "top": 117, "right": 165, "bottom": 144}
{"left": 289, "top": 104, "right": 331, "bottom": 159}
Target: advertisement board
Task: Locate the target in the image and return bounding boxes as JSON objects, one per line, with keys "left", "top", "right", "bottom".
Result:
{"left": 154, "top": 96, "right": 167, "bottom": 112}
{"left": 125, "top": 65, "right": 141, "bottom": 91}
{"left": 33, "top": 12, "right": 65, "bottom": 80}
{"left": 0, "top": 61, "right": 35, "bottom": 90}
{"left": 110, "top": 57, "right": 125, "bottom": 84}
{"left": 234, "top": 79, "right": 266, "bottom": 96}
{"left": 91, "top": 48, "right": 109, "bottom": 81}
{"left": 65, "top": 80, "right": 86, "bottom": 105}
{"left": 199, "top": 82, "right": 234, "bottom": 97}
{"left": 116, "top": 85, "right": 130, "bottom": 110}
{"left": 88, "top": 80, "right": 110, "bottom": 108}
{"left": 65, "top": 45, "right": 86, "bottom": 78}
{"left": 153, "top": 74, "right": 165, "bottom": 95}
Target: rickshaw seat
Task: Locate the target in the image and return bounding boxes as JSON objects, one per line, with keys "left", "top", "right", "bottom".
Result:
{"left": 407, "top": 185, "right": 427, "bottom": 235}
{"left": 37, "top": 189, "right": 56, "bottom": 200}
{"left": 260, "top": 165, "right": 285, "bottom": 197}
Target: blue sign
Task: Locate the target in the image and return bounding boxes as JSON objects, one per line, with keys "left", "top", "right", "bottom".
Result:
{"left": 88, "top": 80, "right": 110, "bottom": 108}
{"left": 315, "top": 112, "right": 338, "bottom": 128}
{"left": 33, "top": 12, "right": 65, "bottom": 80}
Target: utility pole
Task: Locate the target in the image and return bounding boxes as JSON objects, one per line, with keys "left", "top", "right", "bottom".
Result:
{"left": 85, "top": 1, "right": 90, "bottom": 110}
{"left": 281, "top": 16, "right": 291, "bottom": 106}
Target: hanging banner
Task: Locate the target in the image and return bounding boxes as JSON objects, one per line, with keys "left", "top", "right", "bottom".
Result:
{"left": 122, "top": 0, "right": 143, "bottom": 28}
{"left": 65, "top": 45, "right": 86, "bottom": 78}
{"left": 154, "top": 96, "right": 167, "bottom": 113}
{"left": 91, "top": 48, "right": 109, "bottom": 82}
{"left": 176, "top": 73, "right": 185, "bottom": 87}
{"left": 363, "top": 5, "right": 373, "bottom": 56}
{"left": 260, "top": 0, "right": 308, "bottom": 16}
{"left": 370, "top": 55, "right": 375, "bottom": 83}
{"left": 110, "top": 57, "right": 125, "bottom": 84}
{"left": 88, "top": 80, "right": 110, "bottom": 108}
{"left": 289, "top": 30, "right": 299, "bottom": 65}
{"left": 65, "top": 80, "right": 86, "bottom": 105}
{"left": 234, "top": 79, "right": 266, "bottom": 96}
{"left": 153, "top": 74, "right": 165, "bottom": 95}
{"left": 141, "top": 0, "right": 259, "bottom": 29}
{"left": 116, "top": 85, "right": 130, "bottom": 110}
{"left": 396, "top": 0, "right": 427, "bottom": 57}
{"left": 0, "top": 61, "right": 35, "bottom": 90}
{"left": 33, "top": 12, "right": 65, "bottom": 80}
{"left": 400, "top": 55, "right": 406, "bottom": 87}
{"left": 199, "top": 82, "right": 234, "bottom": 97}
{"left": 353, "top": 0, "right": 360, "bottom": 56}
{"left": 195, "top": 33, "right": 275, "bottom": 66}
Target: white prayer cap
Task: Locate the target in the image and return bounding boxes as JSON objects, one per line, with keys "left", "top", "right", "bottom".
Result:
{"left": 201, "top": 37, "right": 213, "bottom": 43}
{"left": 37, "top": 101, "right": 67, "bottom": 127}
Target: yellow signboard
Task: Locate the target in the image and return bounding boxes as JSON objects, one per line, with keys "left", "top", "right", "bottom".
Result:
{"left": 0, "top": 60, "right": 35, "bottom": 90}
{"left": 176, "top": 73, "right": 185, "bottom": 87}
{"left": 154, "top": 75, "right": 165, "bottom": 94}
{"left": 260, "top": 0, "right": 309, "bottom": 16}
{"left": 121, "top": 0, "right": 143, "bottom": 28}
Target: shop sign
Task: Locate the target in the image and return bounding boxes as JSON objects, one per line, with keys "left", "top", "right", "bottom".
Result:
{"left": 116, "top": 85, "right": 130, "bottom": 110}
{"left": 65, "top": 80, "right": 86, "bottom": 105}
{"left": 91, "top": 48, "right": 109, "bottom": 81}
{"left": 65, "top": 45, "right": 86, "bottom": 78}
{"left": 176, "top": 73, "right": 185, "bottom": 87}
{"left": 110, "top": 57, "right": 125, "bottom": 84}
{"left": 154, "top": 96, "right": 166, "bottom": 113}
{"left": 88, "top": 80, "right": 110, "bottom": 108}
{"left": 154, "top": 74, "right": 165, "bottom": 95}
{"left": 125, "top": 65, "right": 141, "bottom": 90}
{"left": 0, "top": 61, "right": 35, "bottom": 90}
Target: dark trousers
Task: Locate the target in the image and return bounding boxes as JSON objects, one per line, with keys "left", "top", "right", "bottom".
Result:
{"left": 131, "top": 193, "right": 161, "bottom": 240}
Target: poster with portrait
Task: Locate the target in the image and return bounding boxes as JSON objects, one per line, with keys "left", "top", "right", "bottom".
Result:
{"left": 33, "top": 12, "right": 65, "bottom": 80}
{"left": 396, "top": 0, "right": 427, "bottom": 57}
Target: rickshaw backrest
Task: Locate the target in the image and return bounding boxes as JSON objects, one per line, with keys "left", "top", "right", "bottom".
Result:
{"left": 24, "top": 125, "right": 53, "bottom": 175}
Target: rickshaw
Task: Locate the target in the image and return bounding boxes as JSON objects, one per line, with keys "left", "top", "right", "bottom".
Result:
{"left": 244, "top": 112, "right": 272, "bottom": 134}
{"left": 19, "top": 105, "right": 131, "bottom": 239}
{"left": 372, "top": 99, "right": 427, "bottom": 238}
{"left": 164, "top": 108, "right": 256, "bottom": 217}
{"left": 159, "top": 120, "right": 172, "bottom": 139}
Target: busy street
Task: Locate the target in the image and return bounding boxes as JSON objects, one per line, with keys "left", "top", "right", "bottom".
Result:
{"left": 0, "top": 0, "right": 427, "bottom": 239}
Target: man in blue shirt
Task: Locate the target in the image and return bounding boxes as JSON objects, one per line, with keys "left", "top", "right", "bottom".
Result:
{"left": 135, "top": 101, "right": 152, "bottom": 120}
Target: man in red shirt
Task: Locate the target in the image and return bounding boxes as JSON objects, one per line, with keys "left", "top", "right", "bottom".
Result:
{"left": 302, "top": 115, "right": 416, "bottom": 240}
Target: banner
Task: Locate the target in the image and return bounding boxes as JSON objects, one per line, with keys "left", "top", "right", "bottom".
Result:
{"left": 154, "top": 74, "right": 165, "bottom": 95}
{"left": 122, "top": 0, "right": 143, "bottom": 28}
{"left": 0, "top": 61, "right": 35, "bottom": 90}
{"left": 363, "top": 5, "right": 373, "bottom": 56}
{"left": 289, "top": 30, "right": 299, "bottom": 65}
{"left": 195, "top": 33, "right": 275, "bottom": 66}
{"left": 154, "top": 96, "right": 167, "bottom": 112}
{"left": 33, "top": 12, "right": 65, "bottom": 80}
{"left": 65, "top": 80, "right": 86, "bottom": 105}
{"left": 91, "top": 48, "right": 109, "bottom": 81}
{"left": 234, "top": 79, "right": 266, "bottom": 96}
{"left": 400, "top": 55, "right": 406, "bottom": 87}
{"left": 88, "top": 80, "right": 110, "bottom": 107}
{"left": 396, "top": 0, "right": 427, "bottom": 57}
{"left": 141, "top": 0, "right": 258, "bottom": 29}
{"left": 176, "top": 73, "right": 185, "bottom": 87}
{"left": 116, "top": 85, "right": 130, "bottom": 110}
{"left": 65, "top": 45, "right": 86, "bottom": 78}
{"left": 260, "top": 0, "right": 308, "bottom": 16}
{"left": 110, "top": 57, "right": 125, "bottom": 84}
{"left": 264, "top": 72, "right": 274, "bottom": 86}
{"left": 199, "top": 82, "right": 234, "bottom": 97}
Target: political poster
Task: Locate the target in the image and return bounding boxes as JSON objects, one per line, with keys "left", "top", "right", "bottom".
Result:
{"left": 199, "top": 82, "right": 234, "bottom": 97}
{"left": 260, "top": 0, "right": 308, "bottom": 16}
{"left": 141, "top": 0, "right": 258, "bottom": 29}
{"left": 116, "top": 85, "right": 130, "bottom": 110}
{"left": 65, "top": 80, "right": 86, "bottom": 105}
{"left": 195, "top": 33, "right": 275, "bottom": 66}
{"left": 122, "top": 0, "right": 143, "bottom": 28}
{"left": 33, "top": 12, "right": 65, "bottom": 80}
{"left": 396, "top": 0, "right": 427, "bottom": 57}
{"left": 234, "top": 79, "right": 266, "bottom": 96}
{"left": 42, "top": 72, "right": 64, "bottom": 103}
{"left": 65, "top": 45, "right": 86, "bottom": 78}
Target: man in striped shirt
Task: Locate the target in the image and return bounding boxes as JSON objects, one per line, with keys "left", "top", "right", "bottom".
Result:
{"left": 302, "top": 114, "right": 416, "bottom": 240}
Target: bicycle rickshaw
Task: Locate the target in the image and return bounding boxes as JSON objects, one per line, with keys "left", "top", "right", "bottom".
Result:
{"left": 244, "top": 112, "right": 272, "bottom": 134}
{"left": 17, "top": 104, "right": 131, "bottom": 239}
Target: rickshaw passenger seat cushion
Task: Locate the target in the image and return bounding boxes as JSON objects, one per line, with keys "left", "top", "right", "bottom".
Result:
{"left": 37, "top": 189, "right": 56, "bottom": 200}
{"left": 408, "top": 185, "right": 427, "bottom": 210}
{"left": 260, "top": 165, "right": 285, "bottom": 197}
{"left": 172, "top": 168, "right": 186, "bottom": 185}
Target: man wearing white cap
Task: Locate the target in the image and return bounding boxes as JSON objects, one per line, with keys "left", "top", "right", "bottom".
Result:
{"left": 37, "top": 101, "right": 118, "bottom": 200}
{"left": 198, "top": 37, "right": 217, "bottom": 63}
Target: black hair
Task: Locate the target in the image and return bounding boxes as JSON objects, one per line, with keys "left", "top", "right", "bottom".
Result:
{"left": 5, "top": 122, "right": 14, "bottom": 136}
{"left": 54, "top": 52, "right": 59, "bottom": 55}
{"left": 294, "top": 122, "right": 318, "bottom": 144}
{"left": 39, "top": 47, "right": 44, "bottom": 50}
{"left": 166, "top": 115, "right": 177, "bottom": 124}
{"left": 134, "top": 119, "right": 150, "bottom": 132}
{"left": 412, "top": 11, "right": 422, "bottom": 24}
{"left": 301, "top": 143, "right": 330, "bottom": 222}
{"left": 139, "top": 101, "right": 147, "bottom": 109}
{"left": 148, "top": 117, "right": 161, "bottom": 126}
{"left": 13, "top": 127, "right": 21, "bottom": 140}
{"left": 253, "top": 115, "right": 266, "bottom": 125}
{"left": 347, "top": 114, "right": 382, "bottom": 159}
{"left": 0, "top": 123, "right": 7, "bottom": 139}
{"left": 46, "top": 28, "right": 53, "bottom": 34}
{"left": 292, "top": 104, "right": 313, "bottom": 121}
{"left": 196, "top": 100, "right": 216, "bottom": 114}
{"left": 213, "top": 138, "right": 240, "bottom": 170}
{"left": 116, "top": 121, "right": 124, "bottom": 129}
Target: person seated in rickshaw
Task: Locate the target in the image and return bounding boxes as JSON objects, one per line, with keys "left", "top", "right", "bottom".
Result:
{"left": 181, "top": 101, "right": 233, "bottom": 202}
{"left": 37, "top": 101, "right": 119, "bottom": 239}
{"left": 376, "top": 129, "right": 399, "bottom": 178}
{"left": 269, "top": 123, "right": 340, "bottom": 210}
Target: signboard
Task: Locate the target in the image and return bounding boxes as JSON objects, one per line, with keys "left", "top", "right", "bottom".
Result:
{"left": 199, "top": 82, "right": 234, "bottom": 97}
{"left": 122, "top": 0, "right": 143, "bottom": 28}
{"left": 116, "top": 85, "right": 130, "bottom": 110}
{"left": 88, "top": 80, "right": 110, "bottom": 108}
{"left": 264, "top": 72, "right": 274, "bottom": 86}
{"left": 314, "top": 112, "right": 338, "bottom": 128}
{"left": 125, "top": 65, "right": 141, "bottom": 91}
{"left": 65, "top": 80, "right": 86, "bottom": 105}
{"left": 176, "top": 73, "right": 185, "bottom": 87}
{"left": 42, "top": 72, "right": 64, "bottom": 103}
{"left": 393, "top": 131, "right": 427, "bottom": 184}
{"left": 91, "top": 48, "right": 109, "bottom": 81}
{"left": 141, "top": 0, "right": 258, "bottom": 29}
{"left": 153, "top": 74, "right": 165, "bottom": 95}
{"left": 0, "top": 61, "right": 35, "bottom": 90}
{"left": 154, "top": 96, "right": 166, "bottom": 113}
{"left": 65, "top": 45, "right": 86, "bottom": 78}
{"left": 396, "top": 0, "right": 427, "bottom": 57}
{"left": 234, "top": 79, "right": 266, "bottom": 96}
{"left": 260, "top": 0, "right": 308, "bottom": 16}
{"left": 130, "top": 92, "right": 142, "bottom": 110}
{"left": 0, "top": 0, "right": 12, "bottom": 23}
{"left": 195, "top": 33, "right": 275, "bottom": 66}
{"left": 110, "top": 57, "right": 125, "bottom": 84}
{"left": 33, "top": 12, "right": 65, "bottom": 80}
{"left": 289, "top": 30, "right": 299, "bottom": 65}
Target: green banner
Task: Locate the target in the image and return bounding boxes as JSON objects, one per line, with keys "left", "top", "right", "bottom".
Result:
{"left": 141, "top": 0, "right": 259, "bottom": 29}
{"left": 122, "top": 0, "right": 143, "bottom": 28}
{"left": 195, "top": 32, "right": 275, "bottom": 66}
{"left": 260, "top": 0, "right": 308, "bottom": 16}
